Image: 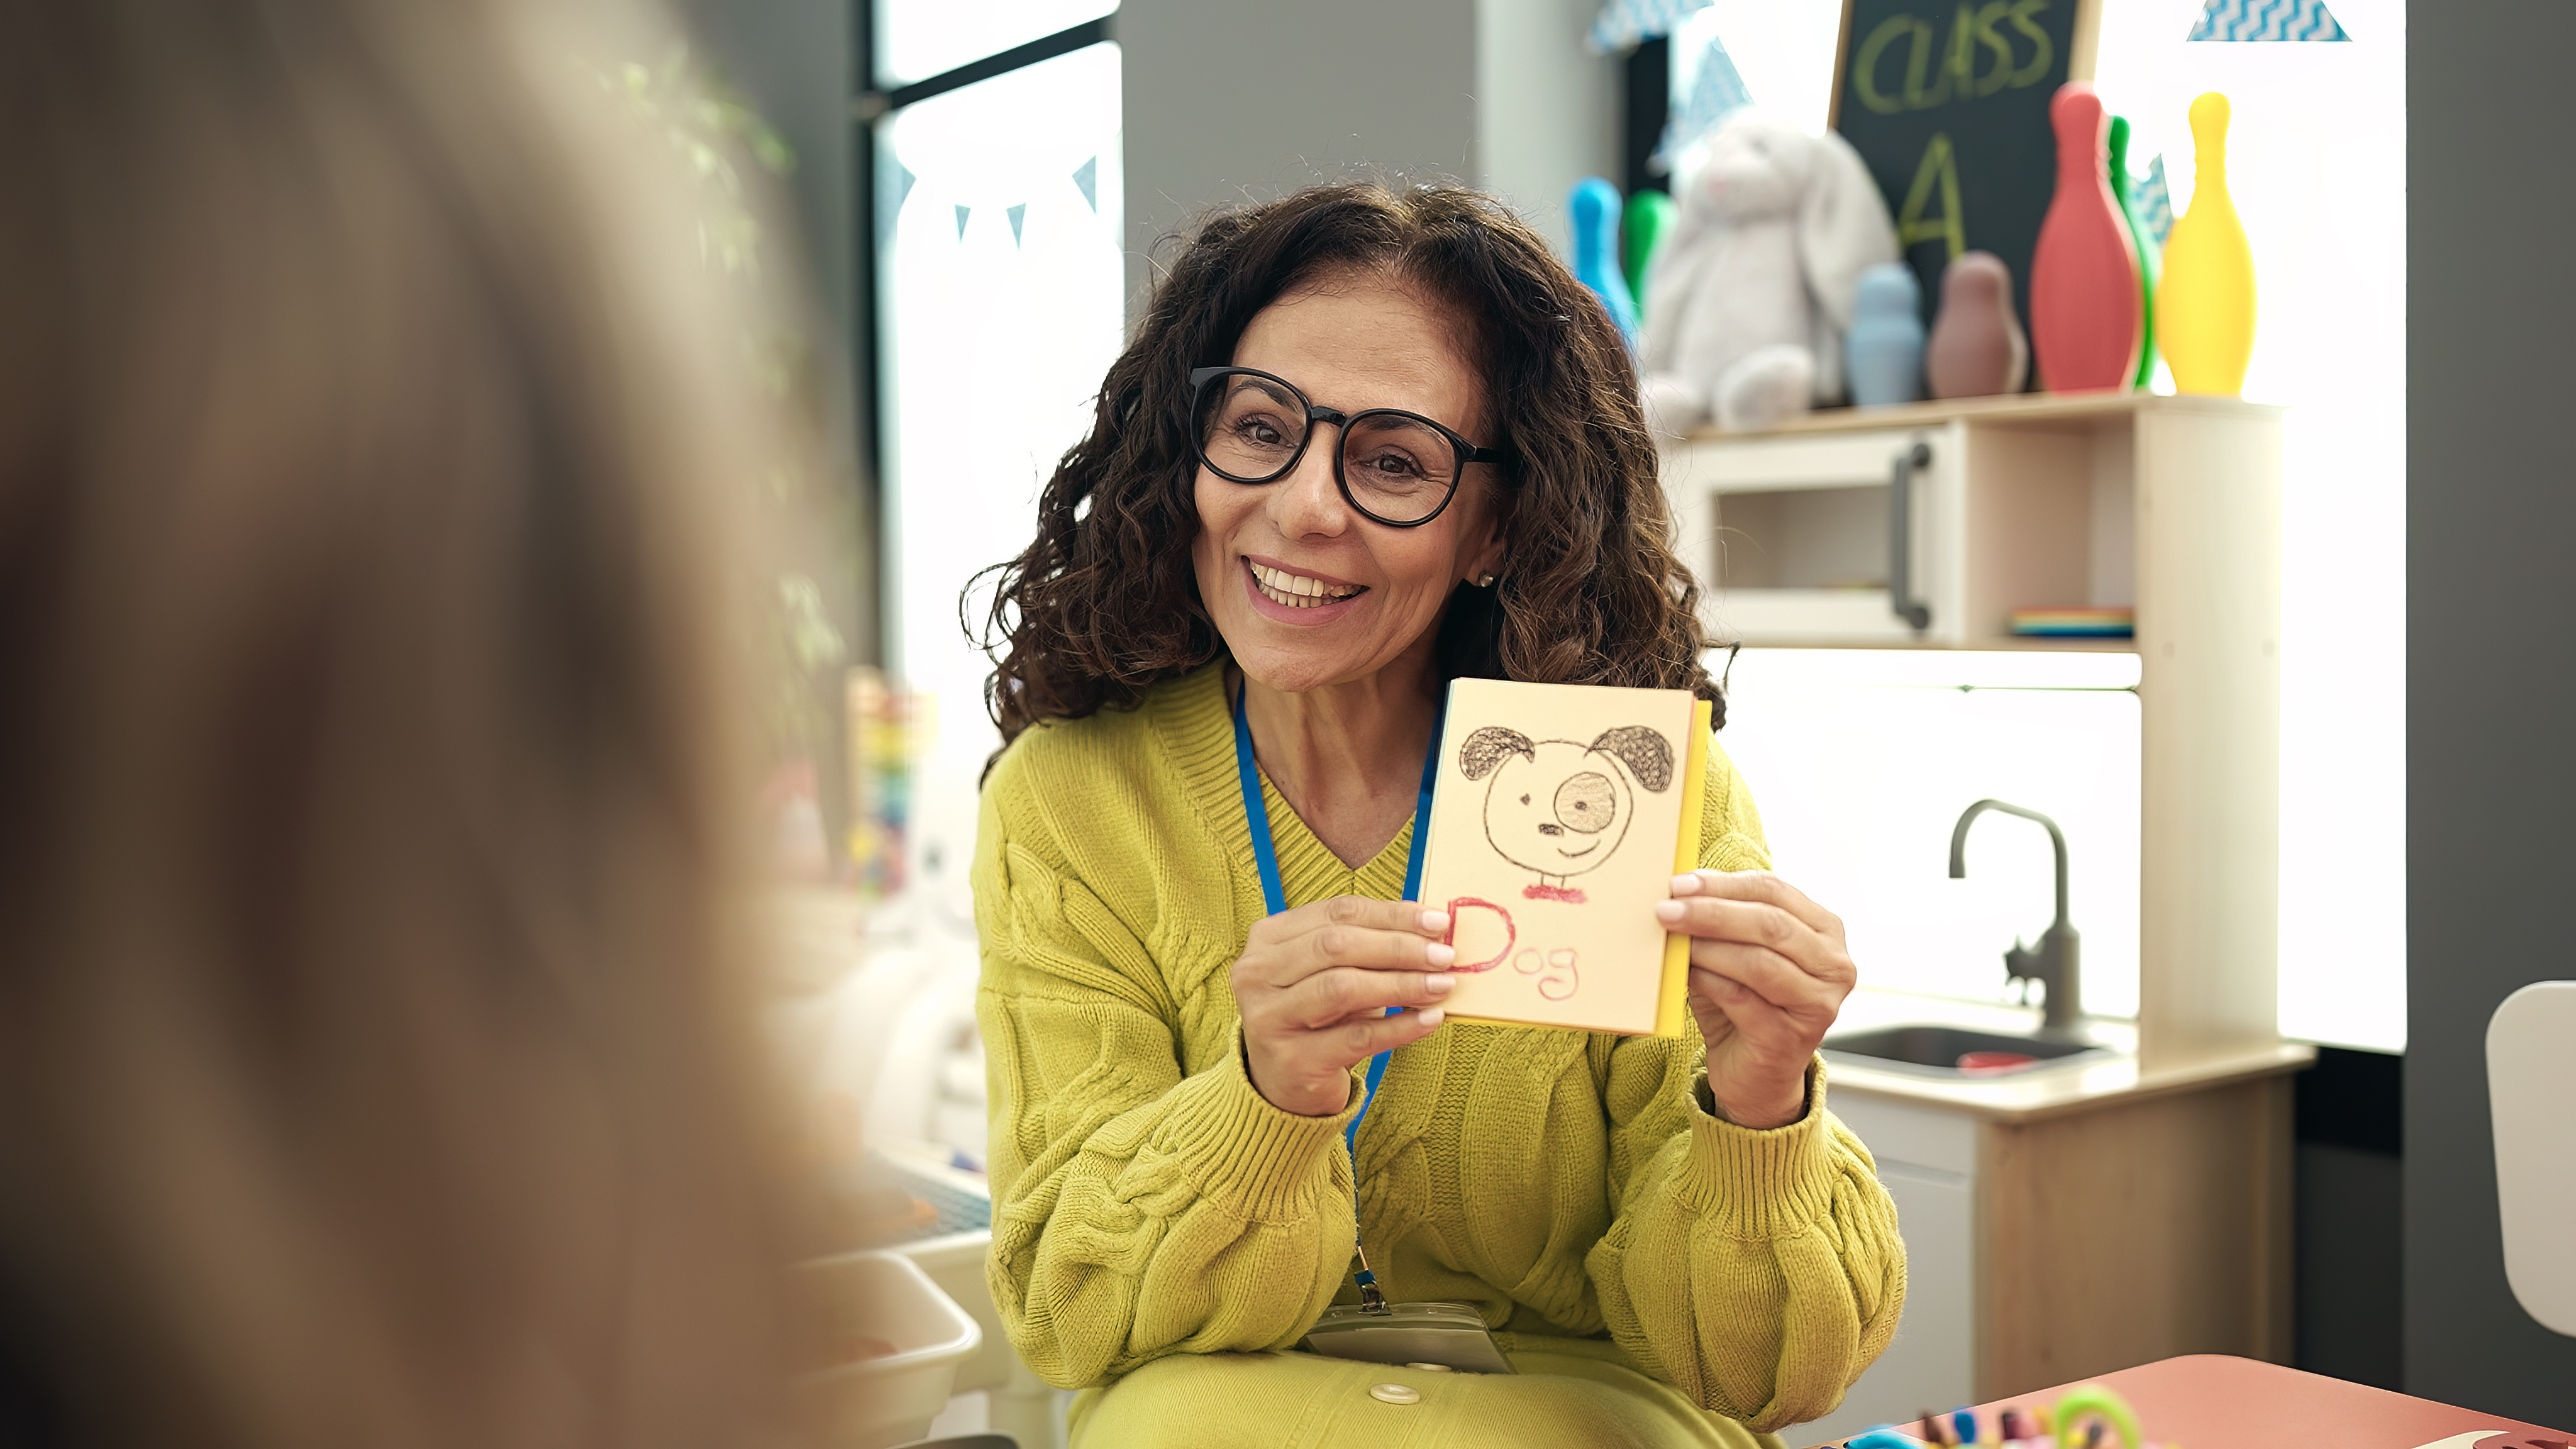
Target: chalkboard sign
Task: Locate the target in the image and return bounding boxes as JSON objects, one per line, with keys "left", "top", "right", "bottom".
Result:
{"left": 1829, "top": 0, "right": 2100, "bottom": 347}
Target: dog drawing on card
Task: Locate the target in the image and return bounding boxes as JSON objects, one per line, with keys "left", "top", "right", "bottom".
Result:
{"left": 1457, "top": 724, "right": 1675, "bottom": 904}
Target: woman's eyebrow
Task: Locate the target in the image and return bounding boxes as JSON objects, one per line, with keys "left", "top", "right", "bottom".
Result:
{"left": 1231, "top": 375, "right": 1301, "bottom": 402}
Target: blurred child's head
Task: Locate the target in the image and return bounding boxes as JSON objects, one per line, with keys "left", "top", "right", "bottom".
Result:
{"left": 0, "top": 1, "right": 816, "bottom": 1444}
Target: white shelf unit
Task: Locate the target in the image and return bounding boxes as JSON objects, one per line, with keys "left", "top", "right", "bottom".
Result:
{"left": 1661, "top": 392, "right": 2286, "bottom": 1071}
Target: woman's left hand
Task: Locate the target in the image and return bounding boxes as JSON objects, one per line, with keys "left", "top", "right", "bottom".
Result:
{"left": 1655, "top": 870, "right": 1857, "bottom": 1130}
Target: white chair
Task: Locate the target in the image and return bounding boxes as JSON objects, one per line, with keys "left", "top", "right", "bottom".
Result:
{"left": 2487, "top": 980, "right": 2576, "bottom": 1336}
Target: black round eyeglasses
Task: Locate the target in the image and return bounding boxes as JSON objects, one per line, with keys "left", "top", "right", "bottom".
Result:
{"left": 1187, "top": 365, "right": 1511, "bottom": 528}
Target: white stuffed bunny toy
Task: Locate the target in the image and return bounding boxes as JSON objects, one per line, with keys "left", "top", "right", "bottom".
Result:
{"left": 1640, "top": 110, "right": 1899, "bottom": 434}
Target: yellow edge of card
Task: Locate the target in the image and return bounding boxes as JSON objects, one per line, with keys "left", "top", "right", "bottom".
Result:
{"left": 1652, "top": 699, "right": 1714, "bottom": 1038}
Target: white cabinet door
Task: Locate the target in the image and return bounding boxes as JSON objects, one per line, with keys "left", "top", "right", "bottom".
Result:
{"left": 1790, "top": 1093, "right": 1979, "bottom": 1443}
{"left": 1660, "top": 425, "right": 1965, "bottom": 648}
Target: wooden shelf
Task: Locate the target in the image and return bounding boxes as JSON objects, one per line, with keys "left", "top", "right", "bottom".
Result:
{"left": 1663, "top": 394, "right": 2285, "bottom": 1074}
{"left": 1678, "top": 388, "right": 2282, "bottom": 440}
{"left": 1708, "top": 629, "right": 2140, "bottom": 655}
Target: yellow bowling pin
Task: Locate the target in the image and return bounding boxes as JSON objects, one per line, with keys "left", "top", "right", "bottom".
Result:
{"left": 2159, "top": 92, "right": 2257, "bottom": 395}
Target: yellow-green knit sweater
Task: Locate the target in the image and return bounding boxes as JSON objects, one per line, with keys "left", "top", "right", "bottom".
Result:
{"left": 974, "top": 667, "right": 1903, "bottom": 1448}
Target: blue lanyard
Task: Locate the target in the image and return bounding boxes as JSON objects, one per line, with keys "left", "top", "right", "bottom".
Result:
{"left": 1230, "top": 682, "right": 1440, "bottom": 1163}
{"left": 1232, "top": 679, "right": 1440, "bottom": 1312}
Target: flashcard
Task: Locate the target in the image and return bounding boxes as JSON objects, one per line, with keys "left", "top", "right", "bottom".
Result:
{"left": 1418, "top": 679, "right": 1710, "bottom": 1035}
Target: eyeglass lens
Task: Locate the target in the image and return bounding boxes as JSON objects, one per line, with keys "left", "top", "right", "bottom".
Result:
{"left": 1196, "top": 372, "right": 1460, "bottom": 525}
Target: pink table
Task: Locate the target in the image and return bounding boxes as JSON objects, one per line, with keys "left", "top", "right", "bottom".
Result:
{"left": 1801, "top": 1355, "right": 2571, "bottom": 1449}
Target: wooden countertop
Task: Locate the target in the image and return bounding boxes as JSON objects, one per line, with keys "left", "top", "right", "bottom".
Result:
{"left": 1821, "top": 990, "right": 2315, "bottom": 1123}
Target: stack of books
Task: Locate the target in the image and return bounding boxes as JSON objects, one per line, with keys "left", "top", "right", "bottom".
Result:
{"left": 2007, "top": 606, "right": 2135, "bottom": 638}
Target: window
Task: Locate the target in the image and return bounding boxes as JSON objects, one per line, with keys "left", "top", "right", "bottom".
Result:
{"left": 874, "top": 0, "right": 1118, "bottom": 88}
{"left": 865, "top": 12, "right": 1126, "bottom": 937}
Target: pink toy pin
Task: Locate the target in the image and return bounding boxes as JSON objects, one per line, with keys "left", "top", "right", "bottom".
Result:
{"left": 2029, "top": 84, "right": 2143, "bottom": 392}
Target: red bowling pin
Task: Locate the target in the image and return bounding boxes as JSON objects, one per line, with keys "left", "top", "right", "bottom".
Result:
{"left": 2029, "top": 84, "right": 2143, "bottom": 392}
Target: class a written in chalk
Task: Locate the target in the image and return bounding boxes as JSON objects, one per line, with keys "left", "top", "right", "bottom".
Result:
{"left": 1851, "top": 0, "right": 2059, "bottom": 116}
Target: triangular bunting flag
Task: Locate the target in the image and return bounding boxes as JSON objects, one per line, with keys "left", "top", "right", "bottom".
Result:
{"left": 880, "top": 164, "right": 916, "bottom": 247}
{"left": 1586, "top": 0, "right": 1710, "bottom": 54}
{"left": 2188, "top": 0, "right": 2350, "bottom": 41}
{"left": 953, "top": 204, "right": 970, "bottom": 240}
{"left": 1007, "top": 204, "right": 1027, "bottom": 247}
{"left": 2131, "top": 155, "right": 2174, "bottom": 246}
{"left": 1072, "top": 157, "right": 1098, "bottom": 212}
{"left": 1656, "top": 26, "right": 1753, "bottom": 169}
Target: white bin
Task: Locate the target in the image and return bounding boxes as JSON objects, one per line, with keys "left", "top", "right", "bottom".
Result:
{"left": 802, "top": 1248, "right": 982, "bottom": 1448}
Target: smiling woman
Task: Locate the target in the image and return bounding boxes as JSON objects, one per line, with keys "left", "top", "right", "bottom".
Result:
{"left": 980, "top": 185, "right": 1712, "bottom": 739}
{"left": 968, "top": 183, "right": 1898, "bottom": 1448}
{"left": 1189, "top": 275, "right": 1508, "bottom": 733}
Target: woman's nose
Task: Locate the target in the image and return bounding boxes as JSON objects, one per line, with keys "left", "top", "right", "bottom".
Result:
{"left": 1267, "top": 430, "right": 1350, "bottom": 538}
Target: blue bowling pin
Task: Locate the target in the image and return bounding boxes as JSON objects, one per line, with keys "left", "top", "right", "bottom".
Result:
{"left": 1568, "top": 177, "right": 1639, "bottom": 346}
{"left": 1847, "top": 263, "right": 1926, "bottom": 407}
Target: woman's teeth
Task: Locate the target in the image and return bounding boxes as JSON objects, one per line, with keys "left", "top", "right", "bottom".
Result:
{"left": 1249, "top": 560, "right": 1363, "bottom": 609}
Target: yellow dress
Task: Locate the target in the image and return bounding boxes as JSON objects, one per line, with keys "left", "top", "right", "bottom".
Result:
{"left": 972, "top": 667, "right": 1904, "bottom": 1447}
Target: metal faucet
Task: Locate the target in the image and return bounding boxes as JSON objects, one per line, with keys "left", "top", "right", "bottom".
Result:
{"left": 1949, "top": 799, "right": 2084, "bottom": 1040}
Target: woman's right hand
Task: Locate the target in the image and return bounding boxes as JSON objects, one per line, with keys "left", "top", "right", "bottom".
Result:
{"left": 1232, "top": 896, "right": 1457, "bottom": 1116}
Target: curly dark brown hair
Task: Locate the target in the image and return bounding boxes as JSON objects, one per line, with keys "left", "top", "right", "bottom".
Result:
{"left": 977, "top": 181, "right": 1721, "bottom": 749}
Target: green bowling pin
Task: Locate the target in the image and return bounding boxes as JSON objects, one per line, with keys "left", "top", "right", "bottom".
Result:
{"left": 2108, "top": 116, "right": 2160, "bottom": 390}
{"left": 1622, "top": 189, "right": 1675, "bottom": 311}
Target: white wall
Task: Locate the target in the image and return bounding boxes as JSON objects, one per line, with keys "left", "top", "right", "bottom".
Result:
{"left": 1472, "top": 0, "right": 1621, "bottom": 257}
{"left": 1720, "top": 650, "right": 2146, "bottom": 1019}
{"left": 1116, "top": 0, "right": 1480, "bottom": 315}
{"left": 2090, "top": 0, "right": 2407, "bottom": 1051}
{"left": 1116, "top": 0, "right": 1626, "bottom": 309}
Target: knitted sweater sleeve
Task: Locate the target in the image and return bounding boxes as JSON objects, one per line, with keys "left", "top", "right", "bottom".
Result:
{"left": 972, "top": 754, "right": 1362, "bottom": 1389}
{"left": 1580, "top": 748, "right": 1907, "bottom": 1431}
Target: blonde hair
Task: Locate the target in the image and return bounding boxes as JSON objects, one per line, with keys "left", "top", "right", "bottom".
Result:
{"left": 0, "top": 2, "right": 807, "bottom": 1445}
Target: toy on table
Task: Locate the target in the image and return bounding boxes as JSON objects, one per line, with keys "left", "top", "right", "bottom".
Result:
{"left": 2158, "top": 92, "right": 2257, "bottom": 394}
{"left": 1569, "top": 176, "right": 1641, "bottom": 345}
{"left": 1926, "top": 251, "right": 2029, "bottom": 399}
{"left": 1847, "top": 263, "right": 1926, "bottom": 406}
{"left": 1638, "top": 109, "right": 1897, "bottom": 434}
{"left": 1843, "top": 1383, "right": 2169, "bottom": 1449}
{"left": 1622, "top": 188, "right": 1676, "bottom": 309}
{"left": 2029, "top": 84, "right": 2144, "bottom": 393}
{"left": 2054, "top": 1385, "right": 2146, "bottom": 1449}
{"left": 2107, "top": 116, "right": 2162, "bottom": 389}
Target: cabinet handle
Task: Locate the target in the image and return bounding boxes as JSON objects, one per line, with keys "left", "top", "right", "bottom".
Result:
{"left": 1889, "top": 441, "right": 1933, "bottom": 631}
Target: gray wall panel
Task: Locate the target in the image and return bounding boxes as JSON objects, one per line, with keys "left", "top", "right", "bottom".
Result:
{"left": 680, "top": 0, "right": 853, "bottom": 344}
{"left": 2407, "top": 0, "right": 2576, "bottom": 1421}
{"left": 1114, "top": 0, "right": 1481, "bottom": 314}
